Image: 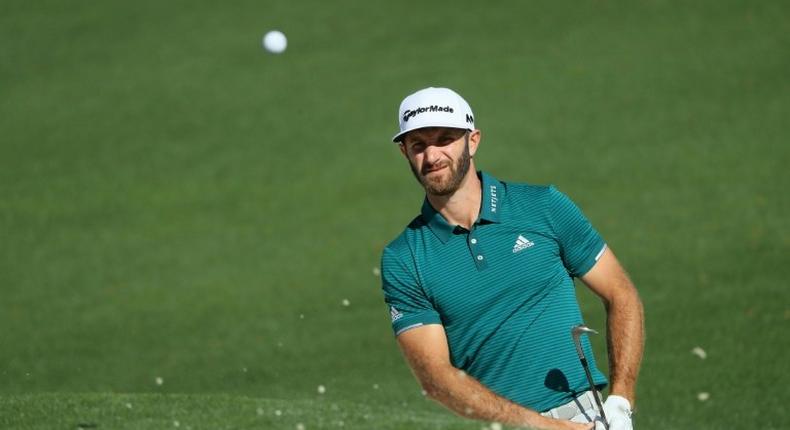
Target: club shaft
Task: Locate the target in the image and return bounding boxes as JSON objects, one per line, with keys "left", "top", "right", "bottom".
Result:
{"left": 572, "top": 328, "right": 609, "bottom": 430}
{"left": 579, "top": 357, "right": 608, "bottom": 429}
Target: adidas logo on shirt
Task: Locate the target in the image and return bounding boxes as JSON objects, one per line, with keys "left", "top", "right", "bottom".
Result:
{"left": 390, "top": 306, "right": 404, "bottom": 322}
{"left": 512, "top": 235, "right": 535, "bottom": 253}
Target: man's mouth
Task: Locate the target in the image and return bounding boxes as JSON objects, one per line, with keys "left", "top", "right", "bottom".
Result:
{"left": 422, "top": 164, "right": 448, "bottom": 175}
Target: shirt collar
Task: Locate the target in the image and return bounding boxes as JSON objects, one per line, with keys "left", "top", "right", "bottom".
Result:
{"left": 420, "top": 198, "right": 455, "bottom": 244}
{"left": 479, "top": 171, "right": 505, "bottom": 223}
{"left": 420, "top": 171, "right": 506, "bottom": 244}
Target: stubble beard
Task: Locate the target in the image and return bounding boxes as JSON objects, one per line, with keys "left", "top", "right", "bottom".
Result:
{"left": 409, "top": 140, "right": 472, "bottom": 197}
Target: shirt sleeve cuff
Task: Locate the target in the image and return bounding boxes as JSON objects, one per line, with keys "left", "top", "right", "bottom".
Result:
{"left": 392, "top": 312, "right": 443, "bottom": 336}
{"left": 573, "top": 242, "right": 607, "bottom": 277}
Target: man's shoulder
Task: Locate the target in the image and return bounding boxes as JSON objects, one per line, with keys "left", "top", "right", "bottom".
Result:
{"left": 382, "top": 214, "right": 427, "bottom": 256}
{"left": 501, "top": 178, "right": 557, "bottom": 206}
{"left": 496, "top": 177, "right": 574, "bottom": 225}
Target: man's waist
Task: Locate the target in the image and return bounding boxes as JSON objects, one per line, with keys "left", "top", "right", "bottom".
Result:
{"left": 540, "top": 391, "right": 601, "bottom": 420}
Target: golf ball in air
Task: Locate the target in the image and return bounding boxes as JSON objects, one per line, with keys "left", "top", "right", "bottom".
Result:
{"left": 263, "top": 30, "right": 287, "bottom": 54}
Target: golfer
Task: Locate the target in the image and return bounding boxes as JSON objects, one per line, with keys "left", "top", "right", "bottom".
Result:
{"left": 380, "top": 87, "right": 644, "bottom": 430}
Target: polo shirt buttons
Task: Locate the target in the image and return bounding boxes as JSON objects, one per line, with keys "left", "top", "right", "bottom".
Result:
{"left": 469, "top": 232, "right": 487, "bottom": 270}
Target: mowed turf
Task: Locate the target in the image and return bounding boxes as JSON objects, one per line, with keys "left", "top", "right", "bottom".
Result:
{"left": 0, "top": 393, "right": 482, "bottom": 430}
{"left": 1, "top": 0, "right": 788, "bottom": 429}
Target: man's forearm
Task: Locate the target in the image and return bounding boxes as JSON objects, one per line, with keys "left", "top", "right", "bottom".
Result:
{"left": 604, "top": 279, "right": 644, "bottom": 406}
{"left": 397, "top": 325, "right": 590, "bottom": 429}
{"left": 420, "top": 365, "right": 579, "bottom": 430}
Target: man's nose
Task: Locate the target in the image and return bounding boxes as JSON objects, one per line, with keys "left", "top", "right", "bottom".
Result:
{"left": 423, "top": 144, "right": 442, "bottom": 164}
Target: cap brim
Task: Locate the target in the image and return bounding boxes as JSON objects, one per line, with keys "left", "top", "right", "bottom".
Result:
{"left": 392, "top": 124, "right": 472, "bottom": 143}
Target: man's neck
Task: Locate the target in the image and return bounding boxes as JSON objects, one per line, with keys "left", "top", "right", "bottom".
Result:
{"left": 426, "top": 168, "right": 482, "bottom": 230}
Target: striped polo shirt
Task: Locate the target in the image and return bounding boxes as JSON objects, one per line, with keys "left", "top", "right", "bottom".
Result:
{"left": 380, "top": 171, "right": 608, "bottom": 412}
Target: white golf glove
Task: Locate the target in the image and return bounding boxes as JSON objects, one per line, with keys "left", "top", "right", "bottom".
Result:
{"left": 594, "top": 395, "right": 633, "bottom": 430}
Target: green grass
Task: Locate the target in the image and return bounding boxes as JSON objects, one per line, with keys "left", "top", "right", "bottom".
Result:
{"left": 1, "top": 0, "right": 788, "bottom": 429}
{"left": 0, "top": 393, "right": 481, "bottom": 430}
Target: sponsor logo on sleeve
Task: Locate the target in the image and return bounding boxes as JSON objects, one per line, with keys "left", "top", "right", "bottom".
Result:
{"left": 390, "top": 306, "right": 404, "bottom": 322}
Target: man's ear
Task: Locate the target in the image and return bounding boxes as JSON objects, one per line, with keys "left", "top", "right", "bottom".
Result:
{"left": 468, "top": 130, "right": 481, "bottom": 157}
{"left": 398, "top": 143, "right": 407, "bottom": 158}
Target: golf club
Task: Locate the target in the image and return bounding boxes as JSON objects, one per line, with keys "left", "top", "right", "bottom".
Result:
{"left": 571, "top": 324, "right": 609, "bottom": 430}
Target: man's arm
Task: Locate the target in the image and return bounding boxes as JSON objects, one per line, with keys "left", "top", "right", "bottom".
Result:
{"left": 580, "top": 247, "right": 644, "bottom": 407}
{"left": 397, "top": 324, "right": 593, "bottom": 430}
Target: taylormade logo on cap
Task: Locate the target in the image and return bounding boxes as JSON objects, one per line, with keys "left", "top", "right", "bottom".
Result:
{"left": 392, "top": 87, "right": 475, "bottom": 142}
{"left": 403, "top": 105, "right": 454, "bottom": 122}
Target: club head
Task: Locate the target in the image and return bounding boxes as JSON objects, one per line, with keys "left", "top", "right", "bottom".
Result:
{"left": 571, "top": 324, "right": 598, "bottom": 340}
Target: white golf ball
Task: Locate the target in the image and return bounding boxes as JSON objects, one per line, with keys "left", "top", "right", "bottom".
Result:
{"left": 263, "top": 30, "right": 287, "bottom": 54}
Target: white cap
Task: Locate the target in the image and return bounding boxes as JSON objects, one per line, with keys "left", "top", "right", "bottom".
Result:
{"left": 392, "top": 87, "right": 475, "bottom": 142}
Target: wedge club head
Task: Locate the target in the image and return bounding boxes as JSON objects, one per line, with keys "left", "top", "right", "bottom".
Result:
{"left": 571, "top": 325, "right": 598, "bottom": 359}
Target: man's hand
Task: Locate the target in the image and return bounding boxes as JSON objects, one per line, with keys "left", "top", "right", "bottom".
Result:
{"left": 531, "top": 417, "right": 596, "bottom": 430}
{"left": 595, "top": 395, "right": 633, "bottom": 430}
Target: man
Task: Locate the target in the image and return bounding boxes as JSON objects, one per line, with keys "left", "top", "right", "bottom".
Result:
{"left": 380, "top": 87, "right": 644, "bottom": 430}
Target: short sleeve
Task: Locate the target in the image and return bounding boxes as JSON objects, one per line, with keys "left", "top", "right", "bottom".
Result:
{"left": 380, "top": 246, "right": 442, "bottom": 336}
{"left": 548, "top": 186, "right": 606, "bottom": 277}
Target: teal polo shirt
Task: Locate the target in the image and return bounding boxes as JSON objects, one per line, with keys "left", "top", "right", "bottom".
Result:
{"left": 380, "top": 171, "right": 608, "bottom": 413}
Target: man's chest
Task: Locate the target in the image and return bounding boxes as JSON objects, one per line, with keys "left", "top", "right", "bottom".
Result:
{"left": 417, "top": 223, "right": 570, "bottom": 322}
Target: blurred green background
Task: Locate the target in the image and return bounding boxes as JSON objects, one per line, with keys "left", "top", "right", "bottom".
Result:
{"left": 1, "top": 0, "right": 788, "bottom": 428}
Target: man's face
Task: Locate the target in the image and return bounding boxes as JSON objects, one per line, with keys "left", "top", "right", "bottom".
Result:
{"left": 399, "top": 127, "right": 475, "bottom": 196}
